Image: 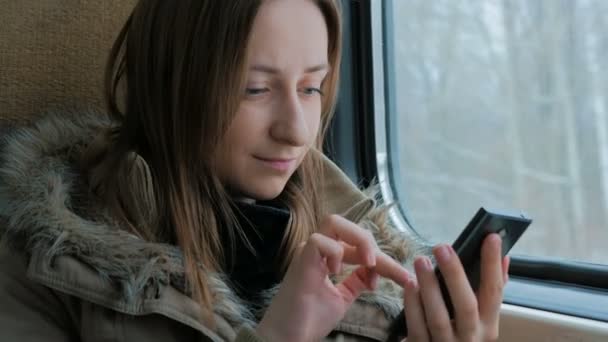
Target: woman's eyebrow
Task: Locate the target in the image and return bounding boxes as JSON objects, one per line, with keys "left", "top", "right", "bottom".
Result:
{"left": 250, "top": 63, "right": 329, "bottom": 74}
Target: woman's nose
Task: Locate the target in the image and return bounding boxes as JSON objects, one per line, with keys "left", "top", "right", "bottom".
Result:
{"left": 269, "top": 91, "right": 311, "bottom": 147}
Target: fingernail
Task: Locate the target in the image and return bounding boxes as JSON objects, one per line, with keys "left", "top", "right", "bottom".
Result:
{"left": 414, "top": 257, "right": 425, "bottom": 273}
{"left": 368, "top": 253, "right": 376, "bottom": 267}
{"left": 404, "top": 272, "right": 417, "bottom": 289}
{"left": 423, "top": 257, "right": 433, "bottom": 270}
{"left": 435, "top": 244, "right": 451, "bottom": 264}
{"left": 414, "top": 256, "right": 433, "bottom": 272}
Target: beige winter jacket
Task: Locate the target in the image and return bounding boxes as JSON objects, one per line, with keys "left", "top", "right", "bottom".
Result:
{"left": 0, "top": 112, "right": 427, "bottom": 341}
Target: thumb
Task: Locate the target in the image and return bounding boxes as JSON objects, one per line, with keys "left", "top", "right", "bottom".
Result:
{"left": 336, "top": 266, "right": 378, "bottom": 305}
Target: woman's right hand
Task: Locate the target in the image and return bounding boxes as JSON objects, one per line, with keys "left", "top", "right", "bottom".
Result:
{"left": 255, "top": 214, "right": 411, "bottom": 342}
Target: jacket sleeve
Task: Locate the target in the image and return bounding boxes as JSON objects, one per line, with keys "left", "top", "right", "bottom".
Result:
{"left": 0, "top": 246, "right": 78, "bottom": 341}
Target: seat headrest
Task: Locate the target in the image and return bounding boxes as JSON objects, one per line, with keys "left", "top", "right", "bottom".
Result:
{"left": 0, "top": 0, "right": 137, "bottom": 125}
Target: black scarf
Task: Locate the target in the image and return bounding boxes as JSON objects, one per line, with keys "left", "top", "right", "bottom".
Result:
{"left": 221, "top": 200, "right": 290, "bottom": 307}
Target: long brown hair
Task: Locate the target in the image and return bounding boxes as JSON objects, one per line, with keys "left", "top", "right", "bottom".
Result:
{"left": 83, "top": 0, "right": 342, "bottom": 326}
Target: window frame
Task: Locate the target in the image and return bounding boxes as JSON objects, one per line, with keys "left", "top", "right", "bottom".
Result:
{"left": 325, "top": 0, "right": 377, "bottom": 187}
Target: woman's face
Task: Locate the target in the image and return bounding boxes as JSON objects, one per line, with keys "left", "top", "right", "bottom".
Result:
{"left": 216, "top": 0, "right": 329, "bottom": 200}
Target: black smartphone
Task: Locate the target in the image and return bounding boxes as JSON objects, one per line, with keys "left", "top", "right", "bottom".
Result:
{"left": 386, "top": 207, "right": 532, "bottom": 342}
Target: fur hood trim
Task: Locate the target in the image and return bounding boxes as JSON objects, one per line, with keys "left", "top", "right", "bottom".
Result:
{"left": 0, "top": 110, "right": 428, "bottom": 329}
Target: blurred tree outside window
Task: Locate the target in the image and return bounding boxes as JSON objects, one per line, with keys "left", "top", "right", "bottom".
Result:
{"left": 387, "top": 0, "right": 608, "bottom": 264}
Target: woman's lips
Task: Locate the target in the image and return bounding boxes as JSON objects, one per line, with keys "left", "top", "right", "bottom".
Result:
{"left": 254, "top": 156, "right": 297, "bottom": 172}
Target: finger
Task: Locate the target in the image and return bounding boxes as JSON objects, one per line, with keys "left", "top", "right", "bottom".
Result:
{"left": 301, "top": 233, "right": 344, "bottom": 275}
{"left": 478, "top": 234, "right": 504, "bottom": 328}
{"left": 502, "top": 256, "right": 510, "bottom": 284}
{"left": 336, "top": 266, "right": 378, "bottom": 305}
{"left": 368, "top": 269, "right": 379, "bottom": 290}
{"left": 403, "top": 275, "right": 430, "bottom": 342}
{"left": 341, "top": 243, "right": 410, "bottom": 286}
{"left": 322, "top": 215, "right": 409, "bottom": 286}
{"left": 415, "top": 256, "right": 454, "bottom": 341}
{"left": 320, "top": 215, "right": 377, "bottom": 267}
{"left": 338, "top": 242, "right": 365, "bottom": 264}
{"left": 433, "top": 244, "right": 479, "bottom": 337}
{"left": 375, "top": 252, "right": 410, "bottom": 286}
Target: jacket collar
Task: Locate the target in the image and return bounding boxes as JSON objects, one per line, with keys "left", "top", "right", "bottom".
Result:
{"left": 0, "top": 111, "right": 421, "bottom": 341}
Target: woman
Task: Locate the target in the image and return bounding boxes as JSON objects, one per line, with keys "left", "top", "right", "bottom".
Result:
{"left": 0, "top": 0, "right": 509, "bottom": 341}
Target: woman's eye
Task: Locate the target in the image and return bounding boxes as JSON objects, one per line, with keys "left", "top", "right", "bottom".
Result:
{"left": 245, "top": 88, "right": 269, "bottom": 96}
{"left": 302, "top": 87, "right": 324, "bottom": 96}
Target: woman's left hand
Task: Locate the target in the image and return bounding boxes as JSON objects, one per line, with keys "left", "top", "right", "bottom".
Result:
{"left": 401, "top": 233, "right": 510, "bottom": 341}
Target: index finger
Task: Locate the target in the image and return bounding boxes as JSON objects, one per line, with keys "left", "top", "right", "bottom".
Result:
{"left": 340, "top": 241, "right": 410, "bottom": 286}
{"left": 375, "top": 251, "right": 410, "bottom": 286}
{"left": 320, "top": 214, "right": 410, "bottom": 286}
{"left": 319, "top": 214, "right": 378, "bottom": 267}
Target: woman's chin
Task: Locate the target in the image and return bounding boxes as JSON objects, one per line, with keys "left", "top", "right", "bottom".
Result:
{"left": 243, "top": 179, "right": 288, "bottom": 201}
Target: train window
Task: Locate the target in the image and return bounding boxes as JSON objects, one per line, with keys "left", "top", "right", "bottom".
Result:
{"left": 378, "top": 0, "right": 608, "bottom": 266}
{"left": 320, "top": 0, "right": 608, "bottom": 325}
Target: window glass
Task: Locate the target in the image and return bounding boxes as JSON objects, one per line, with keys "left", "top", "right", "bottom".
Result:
{"left": 385, "top": 0, "right": 608, "bottom": 264}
